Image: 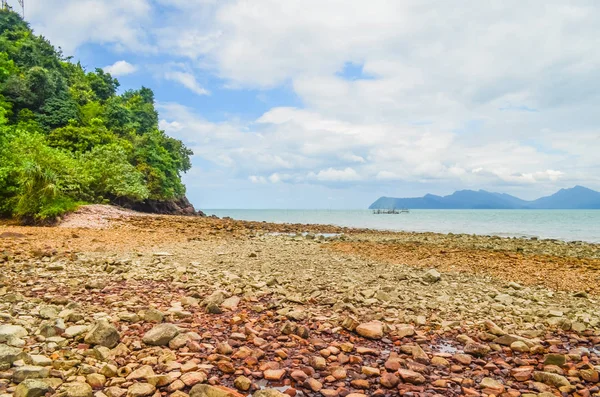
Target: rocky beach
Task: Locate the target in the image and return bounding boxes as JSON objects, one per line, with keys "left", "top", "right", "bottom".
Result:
{"left": 1, "top": 206, "right": 599, "bottom": 397}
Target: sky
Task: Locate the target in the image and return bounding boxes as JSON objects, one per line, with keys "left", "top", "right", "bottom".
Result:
{"left": 11, "top": 0, "right": 600, "bottom": 209}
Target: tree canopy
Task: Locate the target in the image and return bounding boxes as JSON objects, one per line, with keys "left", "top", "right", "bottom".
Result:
{"left": 0, "top": 9, "right": 192, "bottom": 222}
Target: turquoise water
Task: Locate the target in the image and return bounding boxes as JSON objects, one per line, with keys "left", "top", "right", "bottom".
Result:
{"left": 204, "top": 209, "right": 600, "bottom": 243}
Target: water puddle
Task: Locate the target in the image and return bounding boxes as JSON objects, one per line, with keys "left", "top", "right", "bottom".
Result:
{"left": 437, "top": 341, "right": 459, "bottom": 354}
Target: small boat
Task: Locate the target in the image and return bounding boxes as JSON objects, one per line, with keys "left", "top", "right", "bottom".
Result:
{"left": 372, "top": 208, "right": 410, "bottom": 214}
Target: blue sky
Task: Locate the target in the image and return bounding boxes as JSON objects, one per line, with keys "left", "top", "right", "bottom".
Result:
{"left": 15, "top": 0, "right": 600, "bottom": 208}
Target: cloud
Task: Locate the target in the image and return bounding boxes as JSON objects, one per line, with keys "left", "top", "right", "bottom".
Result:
{"left": 104, "top": 60, "right": 137, "bottom": 76}
{"left": 308, "top": 168, "right": 361, "bottom": 182}
{"left": 20, "top": 0, "right": 153, "bottom": 55}
{"left": 158, "top": 103, "right": 580, "bottom": 195}
{"left": 20, "top": 0, "right": 600, "bottom": 204}
{"left": 163, "top": 70, "right": 210, "bottom": 95}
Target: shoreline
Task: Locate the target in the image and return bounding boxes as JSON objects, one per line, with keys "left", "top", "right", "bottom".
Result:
{"left": 202, "top": 208, "right": 600, "bottom": 244}
{"left": 1, "top": 209, "right": 599, "bottom": 397}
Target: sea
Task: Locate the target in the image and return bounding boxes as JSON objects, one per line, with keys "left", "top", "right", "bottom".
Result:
{"left": 203, "top": 209, "right": 600, "bottom": 243}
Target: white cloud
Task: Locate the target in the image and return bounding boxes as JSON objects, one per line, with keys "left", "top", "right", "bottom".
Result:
{"left": 21, "top": 0, "right": 153, "bottom": 55}
{"left": 104, "top": 60, "right": 137, "bottom": 76}
{"left": 20, "top": 0, "right": 600, "bottom": 201}
{"left": 249, "top": 175, "right": 267, "bottom": 184}
{"left": 164, "top": 71, "right": 210, "bottom": 95}
{"left": 308, "top": 168, "right": 361, "bottom": 182}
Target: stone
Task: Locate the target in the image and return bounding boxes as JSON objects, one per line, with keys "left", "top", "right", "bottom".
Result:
{"left": 464, "top": 342, "right": 491, "bottom": 357}
{"left": 86, "top": 374, "right": 106, "bottom": 389}
{"left": 396, "top": 326, "right": 415, "bottom": 338}
{"left": 510, "top": 341, "right": 530, "bottom": 352}
{"left": 181, "top": 372, "right": 207, "bottom": 387}
{"left": 397, "top": 369, "right": 426, "bottom": 384}
{"left": 355, "top": 321, "right": 384, "bottom": 339}
{"left": 580, "top": 369, "right": 599, "bottom": 383}
{"left": 13, "top": 366, "right": 50, "bottom": 383}
{"left": 105, "top": 387, "right": 127, "bottom": 397}
{"left": 309, "top": 355, "right": 327, "bottom": 370}
{"left": 0, "top": 325, "right": 28, "bottom": 342}
{"left": 253, "top": 390, "right": 287, "bottom": 397}
{"left": 64, "top": 382, "right": 93, "bottom": 397}
{"left": 221, "top": 296, "right": 240, "bottom": 311}
{"left": 361, "top": 366, "right": 380, "bottom": 376}
{"left": 14, "top": 379, "right": 53, "bottom": 397}
{"left": 479, "top": 378, "right": 504, "bottom": 394}
{"left": 100, "top": 364, "right": 118, "bottom": 378}
{"left": 84, "top": 321, "right": 120, "bottom": 348}
{"left": 64, "top": 325, "right": 89, "bottom": 338}
{"left": 169, "top": 333, "right": 190, "bottom": 349}
{"left": 422, "top": 269, "right": 441, "bottom": 283}
{"left": 0, "top": 343, "right": 22, "bottom": 370}
{"left": 233, "top": 375, "right": 251, "bottom": 391}
{"left": 29, "top": 355, "right": 51, "bottom": 367}
{"left": 142, "top": 324, "right": 179, "bottom": 346}
{"left": 202, "top": 291, "right": 226, "bottom": 308}
{"left": 126, "top": 365, "right": 155, "bottom": 381}
{"left": 533, "top": 371, "right": 570, "bottom": 388}
{"left": 291, "top": 370, "right": 308, "bottom": 382}
{"left": 126, "top": 383, "right": 156, "bottom": 397}
{"left": 143, "top": 309, "right": 164, "bottom": 323}
{"left": 380, "top": 372, "right": 399, "bottom": 388}
{"left": 484, "top": 320, "right": 506, "bottom": 336}
{"left": 190, "top": 384, "right": 245, "bottom": 397}
{"left": 264, "top": 369, "right": 285, "bottom": 381}
{"left": 543, "top": 354, "right": 566, "bottom": 366}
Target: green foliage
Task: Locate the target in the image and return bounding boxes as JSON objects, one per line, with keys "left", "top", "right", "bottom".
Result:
{"left": 0, "top": 9, "right": 193, "bottom": 223}
{"left": 80, "top": 144, "right": 149, "bottom": 202}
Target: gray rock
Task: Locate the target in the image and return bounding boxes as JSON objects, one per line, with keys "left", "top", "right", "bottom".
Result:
{"left": 13, "top": 366, "right": 50, "bottom": 383}
{"left": 0, "top": 324, "right": 28, "bottom": 343}
{"left": 422, "top": 269, "right": 441, "bottom": 283}
{"left": 0, "top": 343, "right": 22, "bottom": 370}
{"left": 14, "top": 379, "right": 53, "bottom": 397}
{"left": 142, "top": 324, "right": 179, "bottom": 346}
{"left": 84, "top": 320, "right": 120, "bottom": 348}
{"left": 64, "top": 325, "right": 89, "bottom": 338}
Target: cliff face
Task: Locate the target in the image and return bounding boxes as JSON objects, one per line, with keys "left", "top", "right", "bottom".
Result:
{"left": 118, "top": 196, "right": 206, "bottom": 216}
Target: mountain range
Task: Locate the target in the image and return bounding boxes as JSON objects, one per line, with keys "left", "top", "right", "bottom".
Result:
{"left": 369, "top": 186, "right": 600, "bottom": 210}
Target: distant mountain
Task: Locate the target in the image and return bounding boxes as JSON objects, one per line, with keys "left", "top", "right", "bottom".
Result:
{"left": 369, "top": 186, "right": 600, "bottom": 210}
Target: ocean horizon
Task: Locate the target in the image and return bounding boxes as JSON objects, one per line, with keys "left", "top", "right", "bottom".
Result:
{"left": 203, "top": 209, "right": 600, "bottom": 243}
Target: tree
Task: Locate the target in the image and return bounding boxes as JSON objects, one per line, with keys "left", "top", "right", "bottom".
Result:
{"left": 0, "top": 8, "right": 193, "bottom": 223}
{"left": 87, "top": 68, "right": 119, "bottom": 101}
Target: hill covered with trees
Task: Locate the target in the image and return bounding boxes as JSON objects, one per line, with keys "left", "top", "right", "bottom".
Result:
{"left": 0, "top": 8, "right": 198, "bottom": 223}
